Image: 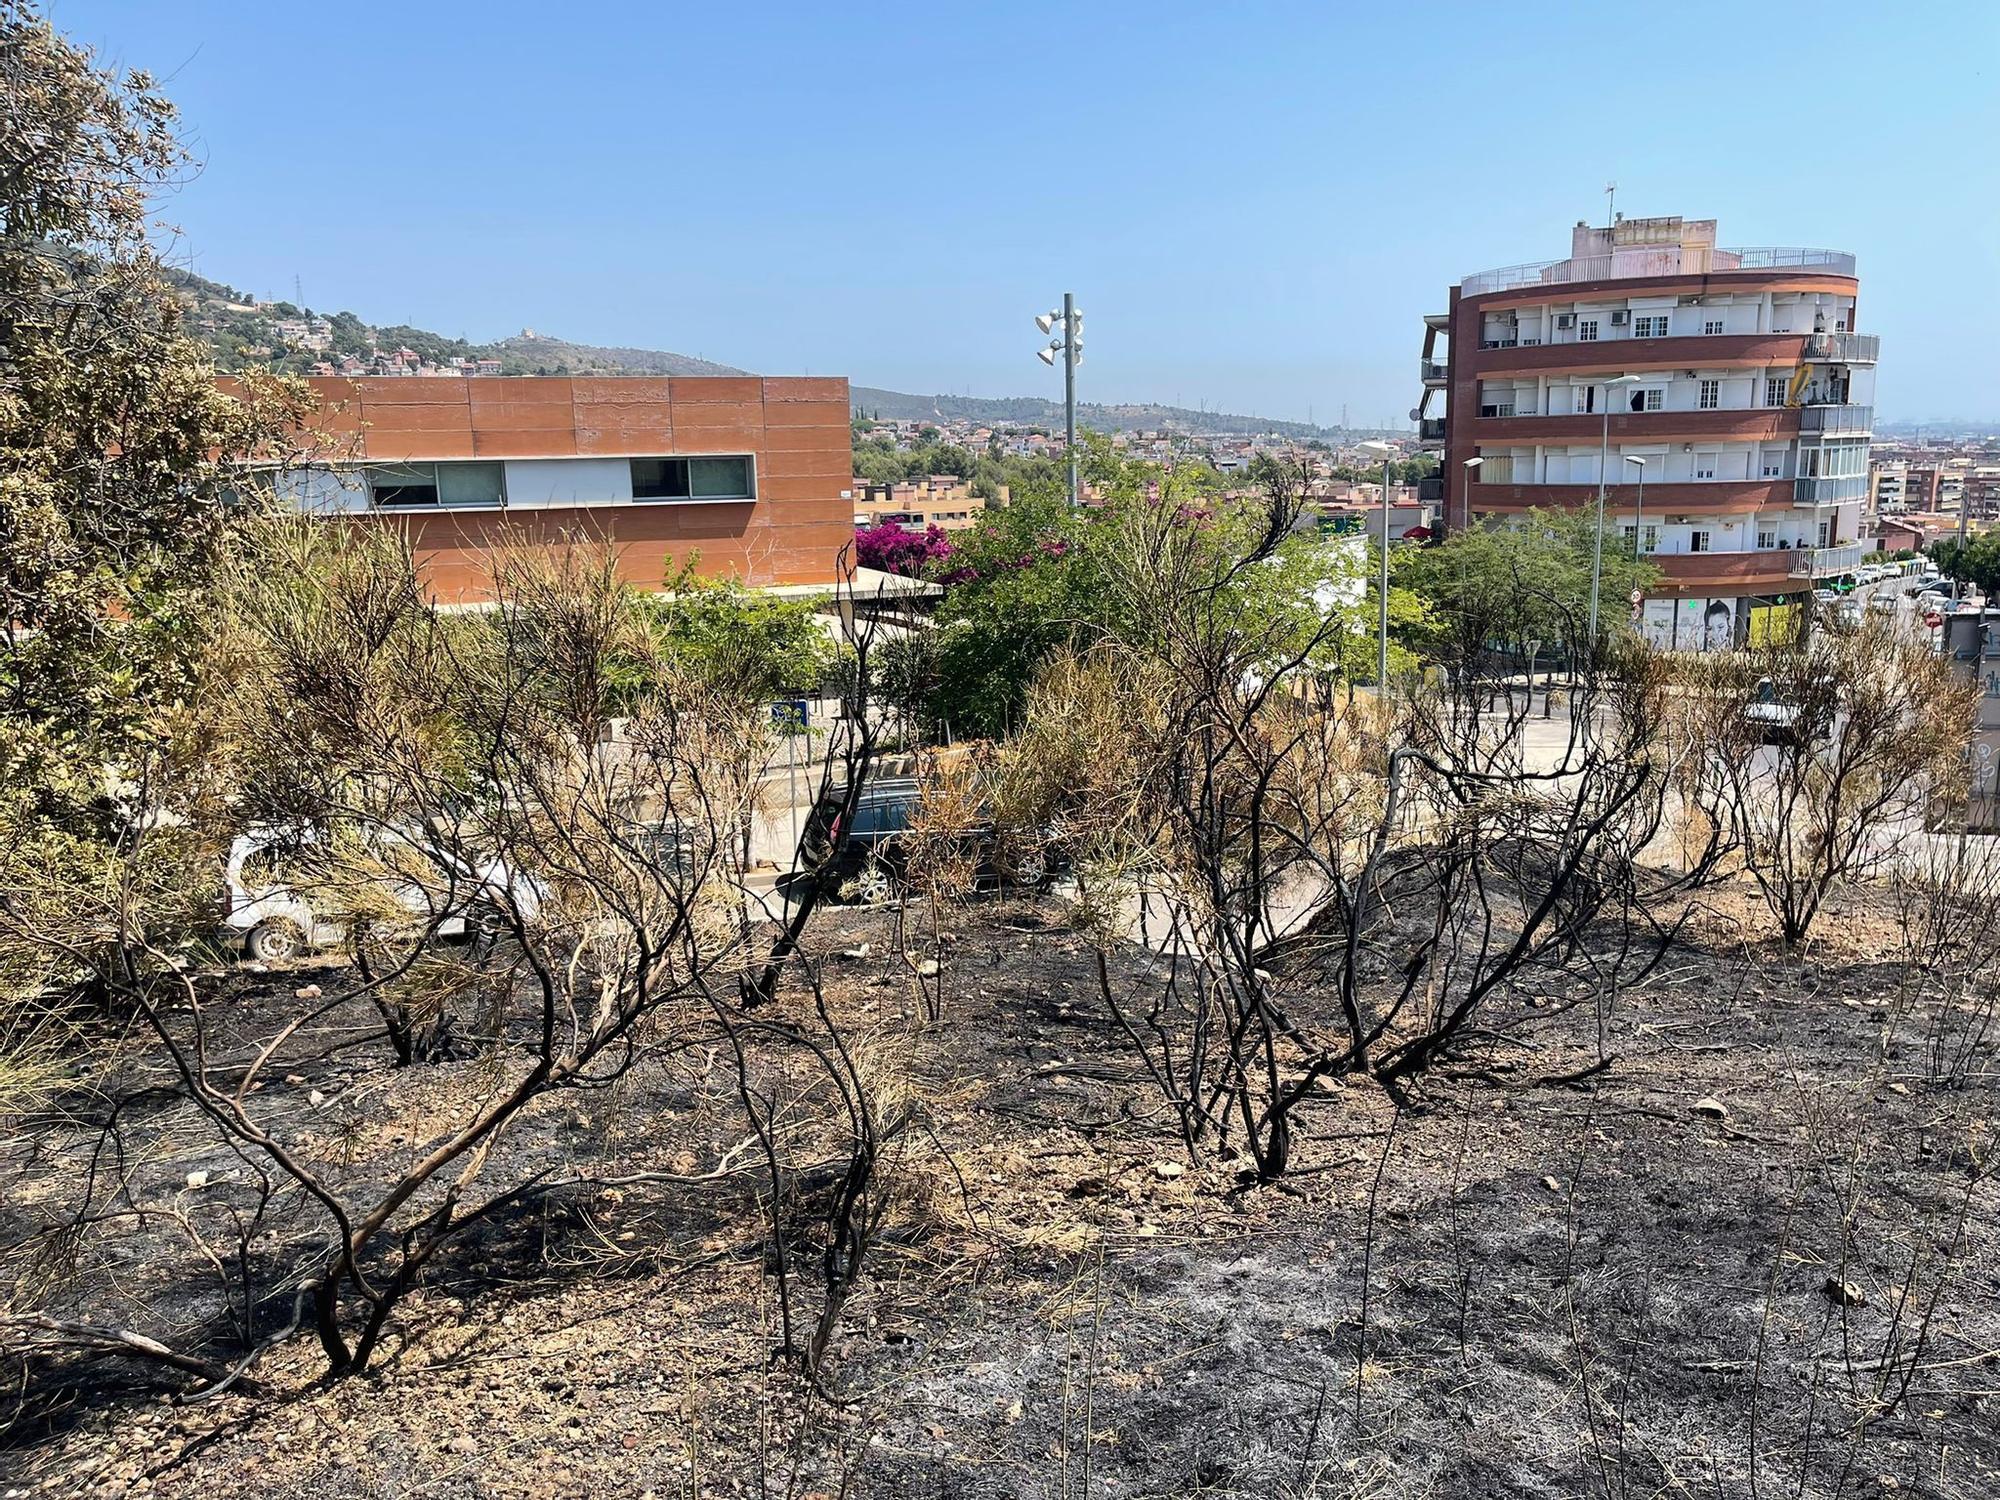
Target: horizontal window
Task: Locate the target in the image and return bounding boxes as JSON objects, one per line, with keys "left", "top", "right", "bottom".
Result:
{"left": 367, "top": 461, "right": 505, "bottom": 509}
{"left": 632, "top": 456, "right": 755, "bottom": 501}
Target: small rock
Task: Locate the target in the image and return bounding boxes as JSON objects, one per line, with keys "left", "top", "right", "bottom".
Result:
{"left": 1691, "top": 1097, "right": 1729, "bottom": 1121}
{"left": 1886, "top": 1082, "right": 1909, "bottom": 1096}
{"left": 293, "top": 984, "right": 322, "bottom": 1000}
{"left": 916, "top": 958, "right": 941, "bottom": 978}
{"left": 308, "top": 1089, "right": 327, "bottom": 1108}
{"left": 1152, "top": 1160, "right": 1185, "bottom": 1181}
{"left": 1824, "top": 1277, "right": 1867, "bottom": 1307}
{"left": 1541, "top": 1175, "right": 1563, "bottom": 1193}
{"left": 284, "top": 1073, "right": 306, "bottom": 1086}
{"left": 448, "top": 1435, "right": 479, "bottom": 1455}
{"left": 838, "top": 943, "right": 871, "bottom": 961}
{"left": 184, "top": 1170, "right": 210, "bottom": 1190}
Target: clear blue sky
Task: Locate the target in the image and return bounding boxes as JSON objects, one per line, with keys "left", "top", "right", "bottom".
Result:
{"left": 52, "top": 0, "right": 2000, "bottom": 423}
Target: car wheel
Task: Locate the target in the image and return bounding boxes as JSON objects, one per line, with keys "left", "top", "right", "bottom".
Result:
{"left": 851, "top": 862, "right": 896, "bottom": 905}
{"left": 1003, "top": 849, "right": 1049, "bottom": 889}
{"left": 245, "top": 919, "right": 304, "bottom": 964}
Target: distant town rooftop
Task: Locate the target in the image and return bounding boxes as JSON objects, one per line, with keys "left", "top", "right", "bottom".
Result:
{"left": 1460, "top": 215, "right": 1854, "bottom": 297}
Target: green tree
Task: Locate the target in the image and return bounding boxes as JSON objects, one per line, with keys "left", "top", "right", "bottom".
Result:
{"left": 1403, "top": 508, "right": 1659, "bottom": 662}
{"left": 1931, "top": 532, "right": 2000, "bottom": 597}
{"left": 0, "top": 1, "right": 308, "bottom": 1000}
{"left": 646, "top": 566, "right": 835, "bottom": 702}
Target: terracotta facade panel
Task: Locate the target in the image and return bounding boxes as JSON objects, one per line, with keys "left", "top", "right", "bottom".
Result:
{"left": 574, "top": 377, "right": 674, "bottom": 405}
{"left": 351, "top": 378, "right": 476, "bottom": 406}
{"left": 574, "top": 425, "right": 676, "bottom": 456}
{"left": 760, "top": 377, "right": 848, "bottom": 404}
{"left": 360, "top": 430, "right": 479, "bottom": 461}
{"left": 472, "top": 429, "right": 580, "bottom": 458}
{"left": 463, "top": 400, "right": 577, "bottom": 429}
{"left": 467, "top": 376, "right": 574, "bottom": 405}
{"left": 668, "top": 377, "right": 764, "bottom": 404}
{"left": 762, "top": 399, "right": 850, "bottom": 429}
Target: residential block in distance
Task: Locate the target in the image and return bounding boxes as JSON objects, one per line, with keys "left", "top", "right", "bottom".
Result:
{"left": 267, "top": 374, "right": 854, "bottom": 602}
{"left": 1416, "top": 215, "right": 1875, "bottom": 650}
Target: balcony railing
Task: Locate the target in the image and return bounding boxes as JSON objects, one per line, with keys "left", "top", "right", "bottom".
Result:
{"left": 1801, "top": 332, "right": 1879, "bottom": 363}
{"left": 1792, "top": 542, "right": 1866, "bottom": 579}
{"left": 1799, "top": 403, "right": 1873, "bottom": 436}
{"left": 1417, "top": 476, "right": 1446, "bottom": 503}
{"left": 1419, "top": 359, "right": 1449, "bottom": 384}
{"left": 1794, "top": 474, "right": 1870, "bottom": 505}
{"left": 1417, "top": 417, "right": 1447, "bottom": 444}
{"left": 1461, "top": 245, "right": 1856, "bottom": 297}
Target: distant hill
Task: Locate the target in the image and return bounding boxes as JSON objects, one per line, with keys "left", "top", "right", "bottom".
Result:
{"left": 850, "top": 386, "right": 1342, "bottom": 438}
{"left": 166, "top": 266, "right": 741, "bottom": 378}
{"left": 168, "top": 266, "right": 1342, "bottom": 433}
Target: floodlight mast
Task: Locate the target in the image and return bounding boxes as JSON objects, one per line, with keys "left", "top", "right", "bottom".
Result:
{"left": 1032, "top": 293, "right": 1082, "bottom": 507}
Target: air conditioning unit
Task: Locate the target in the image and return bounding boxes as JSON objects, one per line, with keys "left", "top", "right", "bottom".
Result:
{"left": 1610, "top": 310, "right": 1630, "bottom": 326}
{"left": 1556, "top": 313, "right": 1576, "bottom": 330}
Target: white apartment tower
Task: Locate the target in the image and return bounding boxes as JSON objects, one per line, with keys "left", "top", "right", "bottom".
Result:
{"left": 1416, "top": 215, "right": 1875, "bottom": 649}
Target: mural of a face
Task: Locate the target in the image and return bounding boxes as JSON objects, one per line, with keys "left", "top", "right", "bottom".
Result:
{"left": 1704, "top": 599, "right": 1733, "bottom": 652}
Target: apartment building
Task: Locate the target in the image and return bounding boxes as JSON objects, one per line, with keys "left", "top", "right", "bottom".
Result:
{"left": 853, "top": 474, "right": 994, "bottom": 533}
{"left": 269, "top": 374, "right": 853, "bottom": 602}
{"left": 1416, "top": 215, "right": 1875, "bottom": 650}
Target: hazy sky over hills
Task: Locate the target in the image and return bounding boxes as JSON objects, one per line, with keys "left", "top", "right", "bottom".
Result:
{"left": 57, "top": 0, "right": 2000, "bottom": 423}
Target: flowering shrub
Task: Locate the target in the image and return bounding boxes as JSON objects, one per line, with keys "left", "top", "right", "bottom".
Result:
{"left": 854, "top": 520, "right": 955, "bottom": 577}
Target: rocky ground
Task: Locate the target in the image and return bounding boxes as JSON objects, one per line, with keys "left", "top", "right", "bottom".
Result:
{"left": 3, "top": 886, "right": 1996, "bottom": 1499}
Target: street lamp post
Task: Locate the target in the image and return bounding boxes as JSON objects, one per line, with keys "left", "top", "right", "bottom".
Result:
{"left": 1587, "top": 375, "right": 1645, "bottom": 652}
{"left": 1624, "top": 453, "right": 1648, "bottom": 561}
{"left": 1035, "top": 296, "right": 1083, "bottom": 508}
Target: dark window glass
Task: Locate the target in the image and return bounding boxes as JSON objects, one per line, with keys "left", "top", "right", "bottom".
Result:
{"left": 690, "top": 456, "right": 753, "bottom": 499}
{"left": 438, "top": 461, "right": 505, "bottom": 506}
{"left": 368, "top": 463, "right": 439, "bottom": 507}
{"left": 630, "top": 458, "right": 691, "bottom": 499}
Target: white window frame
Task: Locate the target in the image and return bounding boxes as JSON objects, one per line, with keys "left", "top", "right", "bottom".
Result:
{"left": 1690, "top": 530, "right": 1712, "bottom": 553}
{"left": 1698, "top": 379, "right": 1721, "bottom": 410}
{"left": 1576, "top": 318, "right": 1599, "bottom": 343}
{"left": 1633, "top": 315, "right": 1669, "bottom": 339}
{"left": 1765, "top": 377, "right": 1788, "bottom": 408}
{"left": 1703, "top": 318, "right": 1725, "bottom": 335}
{"left": 1694, "top": 452, "right": 1719, "bottom": 480}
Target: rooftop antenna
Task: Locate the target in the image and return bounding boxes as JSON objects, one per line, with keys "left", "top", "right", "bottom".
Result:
{"left": 294, "top": 273, "right": 303, "bottom": 307}
{"left": 1605, "top": 181, "right": 1617, "bottom": 226}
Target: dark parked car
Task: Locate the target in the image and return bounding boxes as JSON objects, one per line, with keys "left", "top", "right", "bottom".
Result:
{"left": 801, "top": 777, "right": 1050, "bottom": 901}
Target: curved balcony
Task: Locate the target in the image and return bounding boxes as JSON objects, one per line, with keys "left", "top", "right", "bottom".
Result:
{"left": 1467, "top": 332, "right": 1813, "bottom": 378}
{"left": 1801, "top": 332, "right": 1878, "bottom": 364}
{"left": 1650, "top": 550, "right": 1813, "bottom": 594}
{"left": 1468, "top": 479, "right": 1795, "bottom": 516}
{"left": 1474, "top": 408, "right": 1801, "bottom": 445}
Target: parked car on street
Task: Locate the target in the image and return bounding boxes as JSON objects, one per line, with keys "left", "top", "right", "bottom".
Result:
{"left": 801, "top": 777, "right": 1052, "bottom": 902}
{"left": 220, "top": 827, "right": 540, "bottom": 963}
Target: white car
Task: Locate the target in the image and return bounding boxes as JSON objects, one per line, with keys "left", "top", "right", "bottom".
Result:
{"left": 221, "top": 828, "right": 534, "bottom": 963}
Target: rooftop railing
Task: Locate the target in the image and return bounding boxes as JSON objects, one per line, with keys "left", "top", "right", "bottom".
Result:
{"left": 1461, "top": 246, "right": 1856, "bottom": 297}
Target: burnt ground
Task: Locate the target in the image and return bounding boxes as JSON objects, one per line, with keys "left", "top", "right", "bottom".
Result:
{"left": 3, "top": 885, "right": 1997, "bottom": 1499}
